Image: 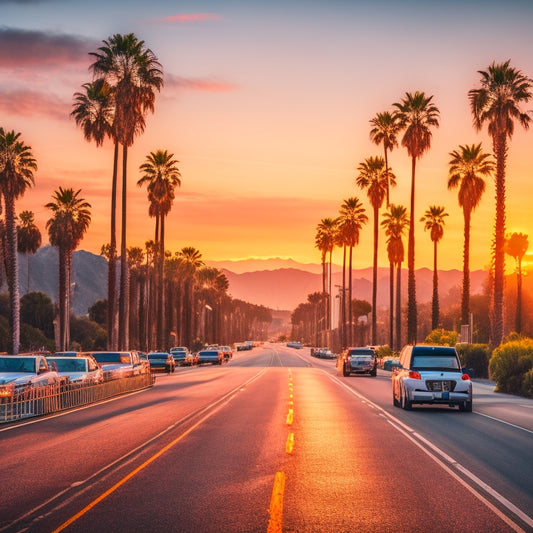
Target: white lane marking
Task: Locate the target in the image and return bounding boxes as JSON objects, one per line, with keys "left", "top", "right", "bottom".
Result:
{"left": 476, "top": 412, "right": 533, "bottom": 435}
{"left": 328, "top": 372, "right": 532, "bottom": 532}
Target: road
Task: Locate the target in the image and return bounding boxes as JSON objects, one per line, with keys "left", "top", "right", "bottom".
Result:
{"left": 0, "top": 343, "right": 531, "bottom": 532}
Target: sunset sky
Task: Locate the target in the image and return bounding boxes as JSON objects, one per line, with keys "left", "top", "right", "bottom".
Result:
{"left": 1, "top": 0, "right": 533, "bottom": 272}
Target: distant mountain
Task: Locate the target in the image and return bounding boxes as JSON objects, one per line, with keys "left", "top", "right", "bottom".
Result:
{"left": 10, "top": 247, "right": 488, "bottom": 315}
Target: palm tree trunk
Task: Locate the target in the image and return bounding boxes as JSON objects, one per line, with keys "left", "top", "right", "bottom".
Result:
{"left": 328, "top": 249, "right": 333, "bottom": 331}
{"left": 395, "top": 262, "right": 402, "bottom": 351}
{"left": 371, "top": 205, "right": 379, "bottom": 345}
{"left": 66, "top": 250, "right": 72, "bottom": 350}
{"left": 158, "top": 214, "right": 165, "bottom": 349}
{"left": 58, "top": 246, "right": 66, "bottom": 351}
{"left": 108, "top": 141, "right": 119, "bottom": 350}
{"left": 432, "top": 239, "right": 439, "bottom": 330}
{"left": 389, "top": 260, "right": 394, "bottom": 348}
{"left": 118, "top": 144, "right": 130, "bottom": 349}
{"left": 348, "top": 245, "right": 353, "bottom": 346}
{"left": 4, "top": 196, "right": 20, "bottom": 354}
{"left": 407, "top": 156, "right": 417, "bottom": 344}
{"left": 516, "top": 257, "right": 522, "bottom": 333}
{"left": 462, "top": 210, "right": 471, "bottom": 325}
{"left": 342, "top": 245, "right": 347, "bottom": 349}
{"left": 384, "top": 146, "right": 390, "bottom": 207}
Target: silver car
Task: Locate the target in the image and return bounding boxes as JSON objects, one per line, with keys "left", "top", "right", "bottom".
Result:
{"left": 46, "top": 356, "right": 103, "bottom": 386}
{"left": 392, "top": 345, "right": 472, "bottom": 411}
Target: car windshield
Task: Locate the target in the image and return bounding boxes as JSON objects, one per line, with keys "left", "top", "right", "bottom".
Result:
{"left": 411, "top": 355, "right": 460, "bottom": 371}
{"left": 148, "top": 353, "right": 167, "bottom": 360}
{"left": 91, "top": 352, "right": 124, "bottom": 363}
{"left": 349, "top": 350, "right": 373, "bottom": 357}
{"left": 0, "top": 357, "right": 35, "bottom": 373}
{"left": 200, "top": 351, "right": 218, "bottom": 355}
{"left": 351, "top": 355, "right": 373, "bottom": 362}
{"left": 48, "top": 358, "right": 87, "bottom": 372}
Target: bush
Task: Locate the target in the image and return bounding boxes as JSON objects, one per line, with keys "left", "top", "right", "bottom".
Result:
{"left": 489, "top": 338, "right": 533, "bottom": 397}
{"left": 424, "top": 329, "right": 459, "bottom": 346}
{"left": 456, "top": 344, "right": 491, "bottom": 379}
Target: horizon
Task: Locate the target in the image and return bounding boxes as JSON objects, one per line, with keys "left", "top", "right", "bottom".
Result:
{"left": 1, "top": 1, "right": 533, "bottom": 272}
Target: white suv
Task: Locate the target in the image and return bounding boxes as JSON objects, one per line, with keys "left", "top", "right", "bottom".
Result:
{"left": 392, "top": 345, "right": 472, "bottom": 411}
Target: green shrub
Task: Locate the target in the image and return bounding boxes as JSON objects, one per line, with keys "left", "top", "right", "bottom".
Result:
{"left": 456, "top": 344, "right": 491, "bottom": 379}
{"left": 522, "top": 369, "right": 533, "bottom": 398}
{"left": 424, "top": 329, "right": 458, "bottom": 346}
{"left": 489, "top": 339, "right": 533, "bottom": 397}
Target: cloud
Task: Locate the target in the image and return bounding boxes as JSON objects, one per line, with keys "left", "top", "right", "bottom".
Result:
{"left": 0, "top": 26, "right": 97, "bottom": 69}
{"left": 155, "top": 13, "right": 221, "bottom": 24}
{"left": 0, "top": 87, "right": 69, "bottom": 120}
{"left": 165, "top": 73, "right": 239, "bottom": 92}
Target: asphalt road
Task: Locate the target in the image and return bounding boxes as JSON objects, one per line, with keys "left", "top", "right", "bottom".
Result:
{"left": 0, "top": 343, "right": 531, "bottom": 532}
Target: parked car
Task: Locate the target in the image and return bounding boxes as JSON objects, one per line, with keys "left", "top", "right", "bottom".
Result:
{"left": 314, "top": 347, "right": 335, "bottom": 359}
{"left": 0, "top": 355, "right": 61, "bottom": 399}
{"left": 170, "top": 347, "right": 189, "bottom": 366}
{"left": 392, "top": 345, "right": 473, "bottom": 411}
{"left": 220, "top": 346, "right": 233, "bottom": 362}
{"left": 86, "top": 351, "right": 148, "bottom": 381}
{"left": 147, "top": 352, "right": 175, "bottom": 374}
{"left": 337, "top": 347, "right": 377, "bottom": 377}
{"left": 197, "top": 349, "right": 224, "bottom": 365}
{"left": 46, "top": 356, "right": 104, "bottom": 386}
{"left": 184, "top": 351, "right": 199, "bottom": 366}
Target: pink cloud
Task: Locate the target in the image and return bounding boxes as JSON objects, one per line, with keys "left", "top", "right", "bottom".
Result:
{"left": 156, "top": 13, "right": 221, "bottom": 23}
{"left": 165, "top": 74, "right": 238, "bottom": 92}
{"left": 0, "top": 88, "right": 69, "bottom": 120}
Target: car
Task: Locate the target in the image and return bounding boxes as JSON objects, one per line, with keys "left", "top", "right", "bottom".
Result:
{"left": 86, "top": 351, "right": 148, "bottom": 381}
{"left": 197, "top": 349, "right": 224, "bottom": 365}
{"left": 184, "top": 351, "right": 199, "bottom": 366}
{"left": 391, "top": 344, "right": 473, "bottom": 411}
{"left": 337, "top": 347, "right": 377, "bottom": 376}
{"left": 46, "top": 356, "right": 104, "bottom": 386}
{"left": 0, "top": 355, "right": 61, "bottom": 399}
{"left": 147, "top": 352, "right": 175, "bottom": 373}
{"left": 170, "top": 347, "right": 189, "bottom": 366}
{"left": 220, "top": 346, "right": 233, "bottom": 362}
{"left": 314, "top": 347, "right": 335, "bottom": 359}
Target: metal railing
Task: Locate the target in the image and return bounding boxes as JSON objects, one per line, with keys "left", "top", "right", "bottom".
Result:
{"left": 0, "top": 373, "right": 155, "bottom": 424}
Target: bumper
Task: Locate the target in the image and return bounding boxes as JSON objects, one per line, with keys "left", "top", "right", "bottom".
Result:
{"left": 409, "top": 390, "right": 472, "bottom": 405}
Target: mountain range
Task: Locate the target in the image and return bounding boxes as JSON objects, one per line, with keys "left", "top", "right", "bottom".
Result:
{"left": 9, "top": 246, "right": 488, "bottom": 315}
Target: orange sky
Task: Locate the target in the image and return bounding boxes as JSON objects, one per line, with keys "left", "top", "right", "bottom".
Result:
{"left": 1, "top": 0, "right": 533, "bottom": 272}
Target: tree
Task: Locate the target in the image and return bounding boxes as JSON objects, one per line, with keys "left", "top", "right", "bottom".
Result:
{"left": 393, "top": 91, "right": 440, "bottom": 344}
{"left": 71, "top": 78, "right": 118, "bottom": 349}
{"left": 46, "top": 187, "right": 91, "bottom": 351}
{"left": 138, "top": 149, "right": 181, "bottom": 349}
{"left": 447, "top": 143, "right": 493, "bottom": 326}
{"left": 381, "top": 204, "right": 409, "bottom": 351}
{"left": 469, "top": 60, "right": 532, "bottom": 346}
{"left": 369, "top": 111, "right": 400, "bottom": 206}
{"left": 17, "top": 210, "right": 41, "bottom": 294}
{"left": 90, "top": 33, "right": 164, "bottom": 349}
{"left": 356, "top": 155, "right": 396, "bottom": 344}
{"left": 315, "top": 217, "right": 337, "bottom": 331}
{"left": 505, "top": 232, "right": 528, "bottom": 334}
{"left": 420, "top": 206, "right": 448, "bottom": 330}
{"left": 337, "top": 197, "right": 368, "bottom": 346}
{"left": 0, "top": 128, "right": 37, "bottom": 354}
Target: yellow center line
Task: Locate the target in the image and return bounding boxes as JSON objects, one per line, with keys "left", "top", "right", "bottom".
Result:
{"left": 286, "top": 408, "right": 294, "bottom": 425}
{"left": 267, "top": 471, "right": 285, "bottom": 533}
{"left": 285, "top": 432, "right": 295, "bottom": 454}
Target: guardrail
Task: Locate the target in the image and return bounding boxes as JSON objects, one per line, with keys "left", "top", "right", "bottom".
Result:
{"left": 0, "top": 373, "right": 156, "bottom": 424}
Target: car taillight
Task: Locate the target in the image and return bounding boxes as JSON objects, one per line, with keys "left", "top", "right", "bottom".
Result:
{"left": 461, "top": 373, "right": 470, "bottom": 380}
{"left": 408, "top": 371, "right": 421, "bottom": 380}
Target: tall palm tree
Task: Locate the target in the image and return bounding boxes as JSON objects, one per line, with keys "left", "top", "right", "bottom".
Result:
{"left": 138, "top": 149, "right": 181, "bottom": 349}
{"left": 71, "top": 78, "right": 118, "bottom": 349}
{"left": 90, "top": 33, "right": 164, "bottom": 349}
{"left": 337, "top": 197, "right": 368, "bottom": 347}
{"left": 17, "top": 210, "right": 42, "bottom": 294}
{"left": 369, "top": 111, "right": 400, "bottom": 206}
{"left": 334, "top": 221, "right": 349, "bottom": 348}
{"left": 469, "top": 60, "right": 532, "bottom": 346}
{"left": 356, "top": 155, "right": 396, "bottom": 345}
{"left": 0, "top": 128, "right": 37, "bottom": 354}
{"left": 315, "top": 217, "right": 337, "bottom": 331}
{"left": 420, "top": 206, "right": 448, "bottom": 331}
{"left": 448, "top": 143, "right": 493, "bottom": 327}
{"left": 393, "top": 91, "right": 440, "bottom": 343}
{"left": 505, "top": 232, "right": 528, "bottom": 334}
{"left": 46, "top": 187, "right": 91, "bottom": 351}
{"left": 381, "top": 204, "right": 409, "bottom": 351}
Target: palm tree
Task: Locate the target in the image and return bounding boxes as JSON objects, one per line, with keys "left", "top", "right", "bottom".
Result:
{"left": 71, "top": 78, "right": 118, "bottom": 349}
{"left": 469, "top": 60, "right": 532, "bottom": 346}
{"left": 369, "top": 111, "right": 400, "bottom": 206}
{"left": 356, "top": 155, "right": 396, "bottom": 345}
{"left": 90, "top": 33, "right": 164, "bottom": 349}
{"left": 505, "top": 232, "right": 528, "bottom": 334}
{"left": 0, "top": 128, "right": 37, "bottom": 354}
{"left": 315, "top": 217, "right": 337, "bottom": 331}
{"left": 381, "top": 204, "right": 409, "bottom": 351}
{"left": 337, "top": 198, "right": 368, "bottom": 347}
{"left": 420, "top": 206, "right": 448, "bottom": 330}
{"left": 393, "top": 91, "right": 440, "bottom": 343}
{"left": 448, "top": 143, "right": 493, "bottom": 327}
{"left": 46, "top": 187, "right": 91, "bottom": 351}
{"left": 17, "top": 210, "right": 41, "bottom": 294}
{"left": 138, "top": 149, "right": 181, "bottom": 349}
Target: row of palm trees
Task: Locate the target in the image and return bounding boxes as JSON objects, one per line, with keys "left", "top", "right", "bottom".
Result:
{"left": 314, "top": 60, "right": 532, "bottom": 350}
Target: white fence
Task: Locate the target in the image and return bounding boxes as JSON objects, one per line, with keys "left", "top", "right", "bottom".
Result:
{"left": 0, "top": 373, "right": 156, "bottom": 424}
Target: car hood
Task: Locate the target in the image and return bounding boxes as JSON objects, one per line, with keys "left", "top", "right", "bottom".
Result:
{"left": 0, "top": 373, "right": 32, "bottom": 385}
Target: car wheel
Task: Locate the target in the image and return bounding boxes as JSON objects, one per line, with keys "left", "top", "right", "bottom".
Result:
{"left": 370, "top": 368, "right": 377, "bottom": 377}
{"left": 393, "top": 387, "right": 400, "bottom": 407}
{"left": 342, "top": 364, "right": 350, "bottom": 377}
{"left": 459, "top": 400, "right": 472, "bottom": 412}
{"left": 400, "top": 384, "right": 412, "bottom": 410}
